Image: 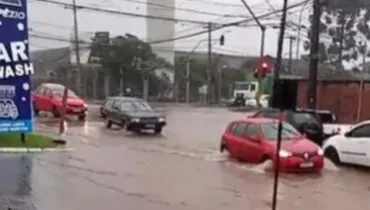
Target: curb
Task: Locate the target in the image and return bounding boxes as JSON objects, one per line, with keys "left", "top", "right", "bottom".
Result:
{"left": 0, "top": 147, "right": 76, "bottom": 153}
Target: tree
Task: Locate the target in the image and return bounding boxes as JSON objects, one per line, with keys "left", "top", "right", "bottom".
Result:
{"left": 303, "top": 0, "right": 370, "bottom": 67}
{"left": 90, "top": 33, "right": 173, "bottom": 96}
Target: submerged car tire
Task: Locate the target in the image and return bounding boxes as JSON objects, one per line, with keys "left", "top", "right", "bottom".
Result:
{"left": 78, "top": 115, "right": 86, "bottom": 121}
{"left": 33, "top": 102, "right": 39, "bottom": 116}
{"left": 52, "top": 106, "right": 60, "bottom": 118}
{"left": 105, "top": 118, "right": 112, "bottom": 129}
{"left": 324, "top": 146, "right": 341, "bottom": 165}
{"left": 154, "top": 127, "right": 162, "bottom": 134}
{"left": 220, "top": 143, "right": 226, "bottom": 153}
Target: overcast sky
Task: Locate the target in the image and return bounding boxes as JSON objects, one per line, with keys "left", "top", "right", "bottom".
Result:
{"left": 28, "top": 0, "right": 312, "bottom": 58}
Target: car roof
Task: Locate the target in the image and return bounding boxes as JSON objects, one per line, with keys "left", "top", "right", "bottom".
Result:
{"left": 236, "top": 117, "right": 278, "bottom": 124}
{"left": 106, "top": 96, "right": 143, "bottom": 102}
{"left": 42, "top": 83, "right": 65, "bottom": 89}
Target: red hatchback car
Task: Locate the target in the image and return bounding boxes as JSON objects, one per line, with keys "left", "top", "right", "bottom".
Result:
{"left": 220, "top": 117, "right": 324, "bottom": 172}
{"left": 32, "top": 83, "right": 88, "bottom": 121}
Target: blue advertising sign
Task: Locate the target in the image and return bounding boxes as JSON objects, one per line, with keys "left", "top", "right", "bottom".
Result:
{"left": 0, "top": 0, "right": 34, "bottom": 133}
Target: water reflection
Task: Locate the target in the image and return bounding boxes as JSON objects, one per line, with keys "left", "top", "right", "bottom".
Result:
{"left": 0, "top": 154, "right": 34, "bottom": 210}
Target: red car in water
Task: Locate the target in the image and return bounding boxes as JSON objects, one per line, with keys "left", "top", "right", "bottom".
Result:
{"left": 32, "top": 83, "right": 88, "bottom": 121}
{"left": 220, "top": 117, "right": 324, "bottom": 172}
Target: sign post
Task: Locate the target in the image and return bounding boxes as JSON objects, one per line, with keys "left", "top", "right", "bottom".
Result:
{"left": 0, "top": 0, "right": 34, "bottom": 137}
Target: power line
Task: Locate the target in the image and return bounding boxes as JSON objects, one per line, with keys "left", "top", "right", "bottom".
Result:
{"left": 33, "top": 0, "right": 246, "bottom": 26}
{"left": 120, "top": 0, "right": 248, "bottom": 18}
{"left": 29, "top": 0, "right": 310, "bottom": 47}
{"left": 149, "top": 0, "right": 312, "bottom": 44}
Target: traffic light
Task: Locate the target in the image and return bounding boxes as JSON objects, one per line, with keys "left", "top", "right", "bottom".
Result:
{"left": 253, "top": 62, "right": 269, "bottom": 79}
{"left": 219, "top": 35, "right": 225, "bottom": 46}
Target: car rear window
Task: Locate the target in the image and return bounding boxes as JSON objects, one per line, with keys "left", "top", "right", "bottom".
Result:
{"left": 292, "top": 112, "right": 320, "bottom": 126}
{"left": 316, "top": 112, "right": 335, "bottom": 123}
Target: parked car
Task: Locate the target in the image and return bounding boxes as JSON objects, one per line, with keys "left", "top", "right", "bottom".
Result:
{"left": 251, "top": 108, "right": 325, "bottom": 146}
{"left": 323, "top": 120, "right": 370, "bottom": 167}
{"left": 32, "top": 83, "right": 87, "bottom": 121}
{"left": 220, "top": 117, "right": 324, "bottom": 172}
{"left": 102, "top": 96, "right": 166, "bottom": 134}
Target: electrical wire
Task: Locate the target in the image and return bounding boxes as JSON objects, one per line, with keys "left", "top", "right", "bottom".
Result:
{"left": 119, "top": 0, "right": 248, "bottom": 18}
{"left": 33, "top": 0, "right": 243, "bottom": 26}
{"left": 29, "top": 0, "right": 311, "bottom": 49}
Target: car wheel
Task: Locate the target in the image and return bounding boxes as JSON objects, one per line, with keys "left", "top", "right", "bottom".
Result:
{"left": 260, "top": 154, "right": 271, "bottom": 163}
{"left": 324, "top": 147, "right": 341, "bottom": 165}
{"left": 52, "top": 106, "right": 60, "bottom": 118}
{"left": 154, "top": 127, "right": 162, "bottom": 134}
{"left": 220, "top": 143, "right": 226, "bottom": 153}
{"left": 33, "top": 102, "right": 39, "bottom": 116}
{"left": 105, "top": 118, "right": 112, "bottom": 129}
{"left": 78, "top": 115, "right": 86, "bottom": 121}
{"left": 100, "top": 108, "right": 106, "bottom": 118}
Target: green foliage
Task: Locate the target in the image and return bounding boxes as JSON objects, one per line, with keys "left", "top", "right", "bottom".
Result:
{"left": 90, "top": 33, "right": 173, "bottom": 96}
{"left": 304, "top": 0, "right": 370, "bottom": 64}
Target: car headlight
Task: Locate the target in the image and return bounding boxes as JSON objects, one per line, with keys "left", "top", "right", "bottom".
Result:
{"left": 158, "top": 117, "right": 165, "bottom": 122}
{"left": 279, "top": 150, "right": 292, "bottom": 158}
{"left": 83, "top": 103, "right": 88, "bottom": 108}
{"left": 131, "top": 118, "right": 140, "bottom": 122}
{"left": 317, "top": 148, "right": 324, "bottom": 156}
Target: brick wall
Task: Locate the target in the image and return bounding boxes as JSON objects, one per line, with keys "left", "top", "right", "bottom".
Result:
{"left": 297, "top": 80, "right": 370, "bottom": 123}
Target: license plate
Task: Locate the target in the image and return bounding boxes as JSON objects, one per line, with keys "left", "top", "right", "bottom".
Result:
{"left": 145, "top": 124, "right": 155, "bottom": 128}
{"left": 300, "top": 162, "right": 314, "bottom": 168}
{"left": 73, "top": 108, "right": 82, "bottom": 112}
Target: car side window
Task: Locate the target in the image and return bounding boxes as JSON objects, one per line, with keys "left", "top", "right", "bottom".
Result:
{"left": 104, "top": 99, "right": 114, "bottom": 109}
{"left": 232, "top": 122, "right": 247, "bottom": 137}
{"left": 254, "top": 111, "right": 267, "bottom": 117}
{"left": 245, "top": 123, "right": 258, "bottom": 138}
{"left": 35, "top": 86, "right": 44, "bottom": 94}
{"left": 43, "top": 88, "right": 52, "bottom": 97}
{"left": 111, "top": 100, "right": 120, "bottom": 110}
{"left": 350, "top": 124, "right": 370, "bottom": 138}
{"left": 266, "top": 112, "right": 279, "bottom": 119}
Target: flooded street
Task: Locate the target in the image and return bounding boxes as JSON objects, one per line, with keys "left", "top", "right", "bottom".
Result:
{"left": 1, "top": 105, "right": 370, "bottom": 210}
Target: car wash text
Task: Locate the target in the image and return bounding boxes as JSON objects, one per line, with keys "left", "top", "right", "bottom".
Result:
{"left": 0, "top": 40, "right": 34, "bottom": 79}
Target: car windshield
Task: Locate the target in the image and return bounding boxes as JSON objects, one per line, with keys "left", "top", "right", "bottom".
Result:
{"left": 234, "top": 83, "right": 249, "bottom": 90}
{"left": 292, "top": 112, "right": 320, "bottom": 126}
{"left": 121, "top": 101, "right": 152, "bottom": 111}
{"left": 260, "top": 122, "right": 301, "bottom": 141}
{"left": 52, "top": 88, "right": 78, "bottom": 98}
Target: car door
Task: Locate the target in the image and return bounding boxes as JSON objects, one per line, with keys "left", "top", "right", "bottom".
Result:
{"left": 102, "top": 99, "right": 113, "bottom": 117}
{"left": 341, "top": 124, "right": 370, "bottom": 166}
{"left": 43, "top": 88, "right": 54, "bottom": 111}
{"left": 32, "top": 86, "right": 44, "bottom": 110}
{"left": 239, "top": 123, "right": 264, "bottom": 163}
{"left": 110, "top": 100, "right": 123, "bottom": 123}
{"left": 228, "top": 122, "right": 248, "bottom": 160}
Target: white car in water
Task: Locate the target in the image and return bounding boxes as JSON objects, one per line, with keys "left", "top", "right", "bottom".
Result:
{"left": 245, "top": 94, "right": 270, "bottom": 108}
{"left": 323, "top": 120, "right": 370, "bottom": 167}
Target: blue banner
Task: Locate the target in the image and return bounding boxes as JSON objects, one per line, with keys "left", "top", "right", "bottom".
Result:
{"left": 0, "top": 0, "right": 34, "bottom": 133}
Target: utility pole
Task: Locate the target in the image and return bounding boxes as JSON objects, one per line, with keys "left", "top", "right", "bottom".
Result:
{"left": 307, "top": 0, "right": 322, "bottom": 109}
{"left": 185, "top": 60, "right": 191, "bottom": 103}
{"left": 271, "top": 0, "right": 289, "bottom": 209}
{"left": 72, "top": 0, "right": 82, "bottom": 96}
{"left": 357, "top": 42, "right": 367, "bottom": 122}
{"left": 288, "top": 36, "right": 295, "bottom": 73}
{"left": 207, "top": 22, "right": 212, "bottom": 104}
{"left": 240, "top": 0, "right": 265, "bottom": 107}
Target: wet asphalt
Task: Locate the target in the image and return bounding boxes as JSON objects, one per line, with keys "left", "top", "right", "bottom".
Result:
{"left": 1, "top": 104, "right": 370, "bottom": 210}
